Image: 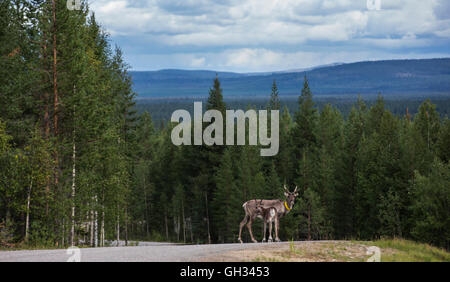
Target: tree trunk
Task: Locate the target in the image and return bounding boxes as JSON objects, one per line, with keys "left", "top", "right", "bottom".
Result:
{"left": 52, "top": 0, "right": 58, "bottom": 138}
{"left": 62, "top": 217, "right": 65, "bottom": 247}
{"left": 25, "top": 178, "right": 33, "bottom": 241}
{"left": 90, "top": 207, "right": 94, "bottom": 247}
{"left": 41, "top": 28, "right": 50, "bottom": 216}
{"left": 101, "top": 188, "right": 105, "bottom": 247}
{"left": 175, "top": 216, "right": 180, "bottom": 242}
{"left": 116, "top": 206, "right": 120, "bottom": 246}
{"left": 308, "top": 204, "right": 311, "bottom": 241}
{"left": 165, "top": 209, "right": 169, "bottom": 241}
{"left": 143, "top": 181, "right": 149, "bottom": 238}
{"left": 182, "top": 200, "right": 186, "bottom": 243}
{"left": 70, "top": 137, "right": 76, "bottom": 246}
{"left": 100, "top": 208, "right": 104, "bottom": 247}
{"left": 94, "top": 196, "right": 98, "bottom": 247}
{"left": 188, "top": 218, "right": 193, "bottom": 243}
{"left": 51, "top": 0, "right": 59, "bottom": 198}
{"left": 205, "top": 192, "right": 211, "bottom": 244}
{"left": 125, "top": 206, "right": 128, "bottom": 246}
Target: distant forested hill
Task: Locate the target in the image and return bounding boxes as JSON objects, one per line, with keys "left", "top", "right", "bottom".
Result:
{"left": 130, "top": 58, "right": 450, "bottom": 98}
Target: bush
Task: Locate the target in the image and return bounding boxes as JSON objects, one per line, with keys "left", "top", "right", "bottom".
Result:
{"left": 0, "top": 220, "right": 15, "bottom": 248}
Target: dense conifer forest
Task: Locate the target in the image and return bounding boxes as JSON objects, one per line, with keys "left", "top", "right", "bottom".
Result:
{"left": 0, "top": 1, "right": 449, "bottom": 251}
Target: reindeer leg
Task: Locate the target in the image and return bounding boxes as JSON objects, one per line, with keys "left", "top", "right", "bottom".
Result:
{"left": 238, "top": 215, "right": 249, "bottom": 244}
{"left": 246, "top": 218, "right": 258, "bottom": 243}
{"left": 262, "top": 221, "right": 267, "bottom": 243}
{"left": 268, "top": 220, "right": 273, "bottom": 243}
{"left": 275, "top": 217, "right": 281, "bottom": 242}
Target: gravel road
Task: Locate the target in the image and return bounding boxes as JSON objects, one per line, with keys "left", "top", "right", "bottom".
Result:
{"left": 0, "top": 242, "right": 284, "bottom": 262}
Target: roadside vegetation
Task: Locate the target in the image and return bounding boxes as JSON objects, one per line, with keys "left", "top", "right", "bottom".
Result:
{"left": 202, "top": 239, "right": 450, "bottom": 262}
{"left": 359, "top": 239, "right": 450, "bottom": 262}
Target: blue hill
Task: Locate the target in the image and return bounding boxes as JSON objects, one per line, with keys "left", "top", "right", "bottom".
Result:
{"left": 130, "top": 58, "right": 450, "bottom": 99}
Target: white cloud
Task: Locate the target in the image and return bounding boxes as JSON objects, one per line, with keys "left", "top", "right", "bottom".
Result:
{"left": 89, "top": 0, "right": 450, "bottom": 71}
{"left": 190, "top": 57, "right": 206, "bottom": 67}
{"left": 91, "top": 0, "right": 447, "bottom": 45}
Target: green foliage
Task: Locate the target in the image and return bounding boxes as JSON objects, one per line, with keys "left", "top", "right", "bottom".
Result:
{"left": 411, "top": 160, "right": 450, "bottom": 250}
{"left": 269, "top": 80, "right": 280, "bottom": 110}
{"left": 0, "top": 119, "right": 11, "bottom": 153}
{"left": 297, "top": 189, "right": 329, "bottom": 240}
{"left": 206, "top": 76, "right": 226, "bottom": 114}
{"left": 0, "top": 2, "right": 448, "bottom": 252}
{"left": 437, "top": 117, "right": 450, "bottom": 163}
{"left": 360, "top": 239, "right": 450, "bottom": 262}
{"left": 212, "top": 149, "right": 241, "bottom": 243}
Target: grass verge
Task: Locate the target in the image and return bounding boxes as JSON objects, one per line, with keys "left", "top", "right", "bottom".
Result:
{"left": 358, "top": 238, "right": 450, "bottom": 262}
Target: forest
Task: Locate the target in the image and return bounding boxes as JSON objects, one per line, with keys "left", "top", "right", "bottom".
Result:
{"left": 0, "top": 1, "right": 449, "bottom": 251}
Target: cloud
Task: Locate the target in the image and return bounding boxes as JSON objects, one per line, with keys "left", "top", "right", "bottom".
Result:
{"left": 89, "top": 0, "right": 450, "bottom": 71}
{"left": 190, "top": 56, "right": 206, "bottom": 67}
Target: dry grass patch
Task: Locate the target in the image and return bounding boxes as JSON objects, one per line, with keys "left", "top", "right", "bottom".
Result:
{"left": 199, "top": 241, "right": 371, "bottom": 262}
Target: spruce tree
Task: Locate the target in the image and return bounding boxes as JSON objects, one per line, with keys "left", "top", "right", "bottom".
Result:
{"left": 269, "top": 80, "right": 281, "bottom": 110}
{"left": 212, "top": 149, "right": 241, "bottom": 243}
{"left": 437, "top": 118, "right": 450, "bottom": 163}
{"left": 290, "top": 76, "right": 318, "bottom": 183}
{"left": 333, "top": 99, "right": 366, "bottom": 238}
{"left": 206, "top": 75, "right": 226, "bottom": 115}
{"left": 411, "top": 159, "right": 450, "bottom": 249}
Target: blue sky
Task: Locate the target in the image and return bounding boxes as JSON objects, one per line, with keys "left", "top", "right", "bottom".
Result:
{"left": 89, "top": 0, "right": 450, "bottom": 72}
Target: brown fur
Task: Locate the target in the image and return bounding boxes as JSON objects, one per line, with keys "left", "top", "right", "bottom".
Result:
{"left": 238, "top": 186, "right": 298, "bottom": 243}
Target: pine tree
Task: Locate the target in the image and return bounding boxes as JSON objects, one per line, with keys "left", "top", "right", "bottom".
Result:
{"left": 275, "top": 106, "right": 293, "bottom": 183}
{"left": 23, "top": 126, "right": 53, "bottom": 242}
{"left": 269, "top": 80, "right": 281, "bottom": 110}
{"left": 333, "top": 98, "right": 366, "bottom": 239}
{"left": 414, "top": 100, "right": 441, "bottom": 152}
{"left": 206, "top": 75, "right": 226, "bottom": 114}
{"left": 436, "top": 117, "right": 450, "bottom": 163}
{"left": 0, "top": 0, "right": 38, "bottom": 147}
{"left": 265, "top": 162, "right": 282, "bottom": 199}
{"left": 290, "top": 76, "right": 318, "bottom": 183}
{"left": 212, "top": 149, "right": 241, "bottom": 243}
{"left": 298, "top": 189, "right": 328, "bottom": 240}
{"left": 411, "top": 159, "right": 450, "bottom": 249}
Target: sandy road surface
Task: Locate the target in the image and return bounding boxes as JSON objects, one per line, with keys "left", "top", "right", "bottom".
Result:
{"left": 0, "top": 241, "right": 294, "bottom": 262}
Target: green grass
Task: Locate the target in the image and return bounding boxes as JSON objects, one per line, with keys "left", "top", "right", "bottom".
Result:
{"left": 359, "top": 239, "right": 450, "bottom": 262}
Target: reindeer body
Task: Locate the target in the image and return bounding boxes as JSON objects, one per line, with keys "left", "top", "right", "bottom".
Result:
{"left": 257, "top": 206, "right": 278, "bottom": 243}
{"left": 238, "top": 186, "right": 298, "bottom": 243}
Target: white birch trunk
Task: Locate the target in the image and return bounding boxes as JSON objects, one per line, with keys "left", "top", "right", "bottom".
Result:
{"left": 182, "top": 200, "right": 186, "bottom": 243}
{"left": 70, "top": 139, "right": 76, "bottom": 246}
{"left": 165, "top": 210, "right": 169, "bottom": 241}
{"left": 94, "top": 196, "right": 98, "bottom": 247}
{"left": 116, "top": 210, "right": 120, "bottom": 246}
{"left": 62, "top": 217, "right": 65, "bottom": 247}
{"left": 101, "top": 210, "right": 105, "bottom": 247}
{"left": 25, "top": 178, "right": 33, "bottom": 241}
{"left": 90, "top": 207, "right": 94, "bottom": 246}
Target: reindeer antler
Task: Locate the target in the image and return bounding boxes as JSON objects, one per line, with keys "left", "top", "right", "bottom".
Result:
{"left": 294, "top": 186, "right": 298, "bottom": 193}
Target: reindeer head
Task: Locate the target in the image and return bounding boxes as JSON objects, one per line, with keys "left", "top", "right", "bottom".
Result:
{"left": 284, "top": 185, "right": 299, "bottom": 210}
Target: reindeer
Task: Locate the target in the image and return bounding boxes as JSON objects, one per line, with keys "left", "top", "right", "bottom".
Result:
{"left": 238, "top": 185, "right": 299, "bottom": 243}
{"left": 255, "top": 204, "right": 278, "bottom": 243}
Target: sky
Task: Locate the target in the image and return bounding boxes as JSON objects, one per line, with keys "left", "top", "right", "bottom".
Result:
{"left": 89, "top": 0, "right": 450, "bottom": 72}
